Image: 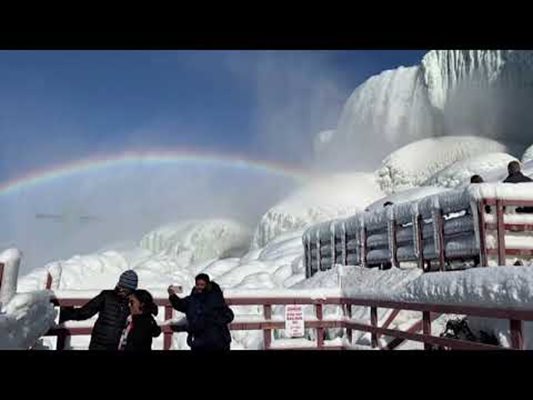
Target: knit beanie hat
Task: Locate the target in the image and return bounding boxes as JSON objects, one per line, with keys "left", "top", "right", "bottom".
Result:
{"left": 118, "top": 270, "right": 138, "bottom": 290}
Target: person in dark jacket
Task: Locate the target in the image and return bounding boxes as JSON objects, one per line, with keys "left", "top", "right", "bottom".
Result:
{"left": 470, "top": 174, "right": 484, "bottom": 184}
{"left": 503, "top": 161, "right": 533, "bottom": 213}
{"left": 168, "top": 273, "right": 234, "bottom": 352}
{"left": 59, "top": 270, "right": 138, "bottom": 350}
{"left": 120, "top": 289, "right": 161, "bottom": 351}
{"left": 503, "top": 161, "right": 532, "bottom": 183}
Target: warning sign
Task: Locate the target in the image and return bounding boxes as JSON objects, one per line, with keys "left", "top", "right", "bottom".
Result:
{"left": 285, "top": 304, "right": 305, "bottom": 337}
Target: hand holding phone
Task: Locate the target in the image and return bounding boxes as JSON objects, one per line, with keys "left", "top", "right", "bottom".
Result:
{"left": 168, "top": 285, "right": 183, "bottom": 296}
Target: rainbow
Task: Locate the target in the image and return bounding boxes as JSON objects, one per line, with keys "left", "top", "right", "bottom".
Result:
{"left": 0, "top": 148, "right": 315, "bottom": 197}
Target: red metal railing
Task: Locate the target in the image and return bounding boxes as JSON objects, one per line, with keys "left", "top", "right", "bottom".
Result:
{"left": 46, "top": 296, "right": 343, "bottom": 350}
{"left": 44, "top": 295, "right": 533, "bottom": 350}
{"left": 304, "top": 196, "right": 533, "bottom": 278}
{"left": 480, "top": 198, "right": 533, "bottom": 265}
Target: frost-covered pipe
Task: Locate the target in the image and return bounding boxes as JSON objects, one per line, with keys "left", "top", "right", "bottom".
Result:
{"left": 0, "top": 248, "right": 22, "bottom": 310}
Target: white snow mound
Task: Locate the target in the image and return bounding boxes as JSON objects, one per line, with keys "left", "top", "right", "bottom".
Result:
{"left": 140, "top": 219, "right": 252, "bottom": 265}
{"left": 522, "top": 144, "right": 533, "bottom": 164}
{"left": 0, "top": 291, "right": 56, "bottom": 349}
{"left": 376, "top": 136, "right": 508, "bottom": 193}
{"left": 424, "top": 152, "right": 518, "bottom": 189}
{"left": 252, "top": 173, "right": 383, "bottom": 248}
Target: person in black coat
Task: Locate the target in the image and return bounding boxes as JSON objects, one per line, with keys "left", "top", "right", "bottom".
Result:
{"left": 168, "top": 273, "right": 234, "bottom": 352}
{"left": 503, "top": 161, "right": 532, "bottom": 183}
{"left": 470, "top": 174, "right": 484, "bottom": 184}
{"left": 59, "top": 270, "right": 138, "bottom": 350}
{"left": 120, "top": 289, "right": 161, "bottom": 351}
{"left": 503, "top": 161, "right": 533, "bottom": 213}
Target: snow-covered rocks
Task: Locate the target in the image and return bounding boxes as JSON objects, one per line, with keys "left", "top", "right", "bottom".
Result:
{"left": 252, "top": 173, "right": 383, "bottom": 248}
{"left": 376, "top": 136, "right": 508, "bottom": 193}
{"left": 140, "top": 219, "right": 252, "bottom": 264}
{"left": 424, "top": 152, "right": 517, "bottom": 189}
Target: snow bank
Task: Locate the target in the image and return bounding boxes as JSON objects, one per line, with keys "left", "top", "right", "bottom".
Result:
{"left": 19, "top": 227, "right": 306, "bottom": 295}
{"left": 522, "top": 145, "right": 533, "bottom": 164}
{"left": 18, "top": 219, "right": 252, "bottom": 292}
{"left": 399, "top": 267, "right": 533, "bottom": 308}
{"left": 0, "top": 290, "right": 56, "bottom": 349}
{"left": 215, "top": 229, "right": 306, "bottom": 290}
{"left": 252, "top": 173, "right": 383, "bottom": 248}
{"left": 140, "top": 219, "right": 252, "bottom": 264}
{"left": 376, "top": 136, "right": 508, "bottom": 193}
{"left": 296, "top": 265, "right": 422, "bottom": 300}
{"left": 523, "top": 160, "right": 533, "bottom": 178}
{"left": 18, "top": 250, "right": 196, "bottom": 293}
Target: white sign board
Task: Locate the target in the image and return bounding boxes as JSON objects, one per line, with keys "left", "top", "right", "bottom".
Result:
{"left": 285, "top": 305, "right": 305, "bottom": 337}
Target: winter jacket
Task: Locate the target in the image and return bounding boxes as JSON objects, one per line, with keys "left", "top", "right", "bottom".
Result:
{"left": 169, "top": 281, "right": 234, "bottom": 351}
{"left": 503, "top": 172, "right": 533, "bottom": 212}
{"left": 59, "top": 289, "right": 130, "bottom": 350}
{"left": 503, "top": 172, "right": 533, "bottom": 183}
{"left": 124, "top": 313, "right": 161, "bottom": 351}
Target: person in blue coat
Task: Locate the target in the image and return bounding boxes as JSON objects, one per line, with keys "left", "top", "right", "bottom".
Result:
{"left": 168, "top": 274, "right": 233, "bottom": 352}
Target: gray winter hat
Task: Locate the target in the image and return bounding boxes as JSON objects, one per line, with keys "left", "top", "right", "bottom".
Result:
{"left": 118, "top": 270, "right": 138, "bottom": 290}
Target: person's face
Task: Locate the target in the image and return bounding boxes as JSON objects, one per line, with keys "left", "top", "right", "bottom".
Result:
{"left": 117, "top": 286, "right": 132, "bottom": 298}
{"left": 195, "top": 279, "right": 208, "bottom": 293}
{"left": 128, "top": 295, "right": 142, "bottom": 315}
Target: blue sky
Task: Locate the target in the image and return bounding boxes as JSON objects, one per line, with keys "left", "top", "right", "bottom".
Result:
{"left": 0, "top": 50, "right": 426, "bottom": 182}
{"left": 0, "top": 50, "right": 430, "bottom": 269}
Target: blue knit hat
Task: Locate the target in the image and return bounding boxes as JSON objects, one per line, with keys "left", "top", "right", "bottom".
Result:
{"left": 118, "top": 270, "right": 138, "bottom": 291}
